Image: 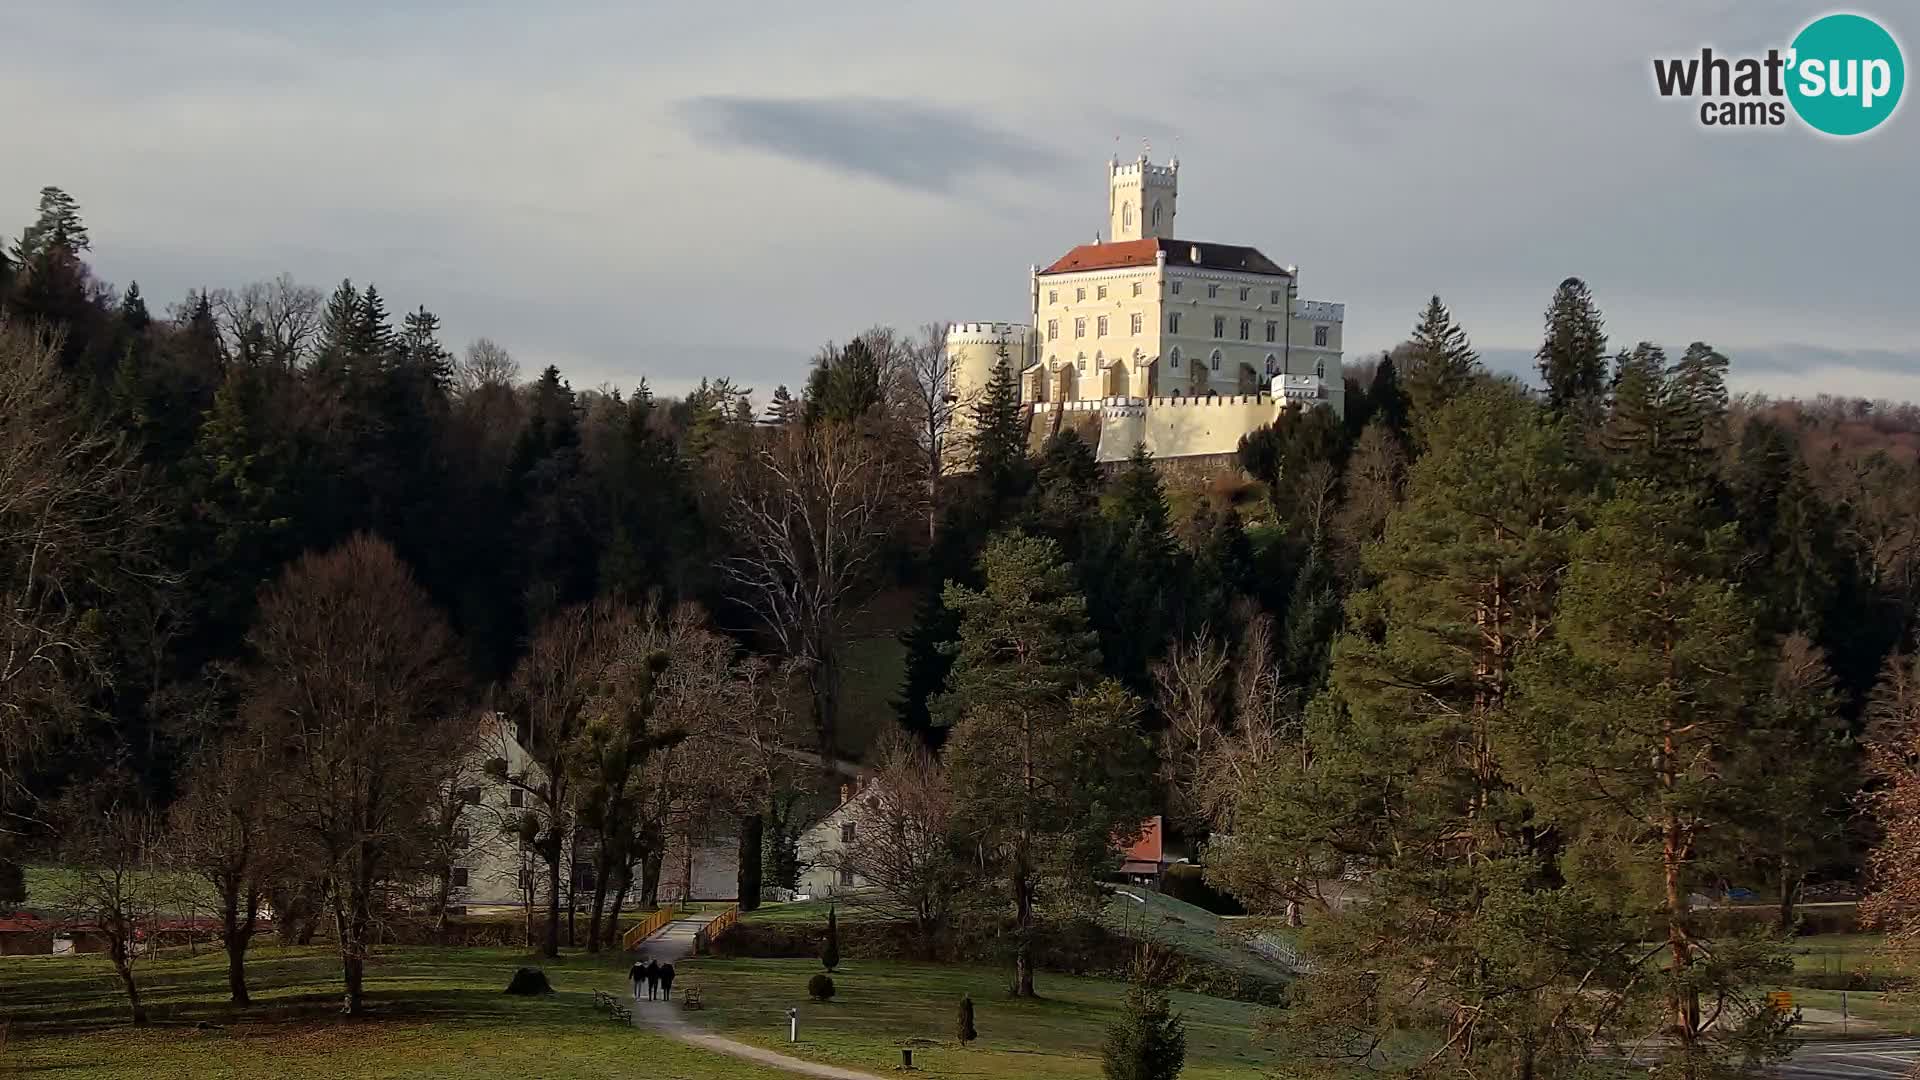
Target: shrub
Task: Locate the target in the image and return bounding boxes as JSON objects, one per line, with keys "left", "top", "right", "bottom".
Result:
{"left": 821, "top": 906, "right": 840, "bottom": 972}
{"left": 1102, "top": 983, "right": 1186, "bottom": 1079}
{"left": 957, "top": 994, "right": 977, "bottom": 1045}
{"left": 808, "top": 973, "right": 836, "bottom": 1002}
{"left": 503, "top": 967, "right": 552, "bottom": 995}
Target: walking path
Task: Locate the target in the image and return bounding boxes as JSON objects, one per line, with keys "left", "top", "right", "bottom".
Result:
{"left": 624, "top": 917, "right": 885, "bottom": 1080}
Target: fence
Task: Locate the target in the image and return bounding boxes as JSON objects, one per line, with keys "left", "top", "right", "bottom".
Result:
{"left": 692, "top": 904, "right": 739, "bottom": 956}
{"left": 621, "top": 906, "right": 677, "bottom": 952}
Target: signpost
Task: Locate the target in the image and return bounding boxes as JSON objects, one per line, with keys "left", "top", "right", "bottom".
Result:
{"left": 788, "top": 1007, "right": 798, "bottom": 1043}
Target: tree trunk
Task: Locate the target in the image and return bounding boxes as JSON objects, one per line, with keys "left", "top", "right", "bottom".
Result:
{"left": 1777, "top": 859, "right": 1799, "bottom": 933}
{"left": 586, "top": 842, "right": 613, "bottom": 954}
{"left": 566, "top": 830, "right": 579, "bottom": 947}
{"left": 738, "top": 814, "right": 764, "bottom": 911}
{"left": 643, "top": 848, "right": 664, "bottom": 906}
{"left": 109, "top": 930, "right": 147, "bottom": 1025}
{"left": 432, "top": 863, "right": 453, "bottom": 940}
{"left": 1011, "top": 856, "right": 1035, "bottom": 998}
{"left": 221, "top": 885, "right": 252, "bottom": 1005}
{"left": 544, "top": 844, "right": 562, "bottom": 959}
{"left": 606, "top": 861, "right": 632, "bottom": 947}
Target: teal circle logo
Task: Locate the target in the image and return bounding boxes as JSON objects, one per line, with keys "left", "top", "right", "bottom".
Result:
{"left": 1787, "top": 13, "right": 1904, "bottom": 136}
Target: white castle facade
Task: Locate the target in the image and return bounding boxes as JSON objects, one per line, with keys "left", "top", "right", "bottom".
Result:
{"left": 946, "top": 154, "right": 1345, "bottom": 467}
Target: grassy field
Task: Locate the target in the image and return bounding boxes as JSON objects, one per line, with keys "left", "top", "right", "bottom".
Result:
{"left": 0, "top": 944, "right": 789, "bottom": 1079}
{"left": 655, "top": 954, "right": 1292, "bottom": 1079}
{"left": 1102, "top": 888, "right": 1296, "bottom": 983}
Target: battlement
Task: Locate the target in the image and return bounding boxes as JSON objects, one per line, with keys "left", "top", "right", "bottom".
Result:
{"left": 1030, "top": 393, "right": 1273, "bottom": 415}
{"left": 1295, "top": 299, "right": 1345, "bottom": 322}
{"left": 1110, "top": 159, "right": 1178, "bottom": 182}
{"left": 947, "top": 321, "right": 1033, "bottom": 344}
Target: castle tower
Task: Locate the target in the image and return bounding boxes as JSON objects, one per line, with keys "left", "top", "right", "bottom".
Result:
{"left": 1108, "top": 153, "right": 1178, "bottom": 242}
{"left": 943, "top": 320, "right": 1035, "bottom": 471}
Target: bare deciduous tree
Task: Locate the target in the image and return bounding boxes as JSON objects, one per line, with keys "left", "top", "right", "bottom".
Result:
{"left": 170, "top": 732, "right": 287, "bottom": 1004}
{"left": 0, "top": 317, "right": 163, "bottom": 810}
{"left": 719, "top": 421, "right": 906, "bottom": 754}
{"left": 210, "top": 274, "right": 322, "bottom": 367}
{"left": 901, "top": 322, "right": 959, "bottom": 539}
{"left": 498, "top": 597, "right": 624, "bottom": 957}
{"left": 826, "top": 737, "right": 959, "bottom": 950}
{"left": 54, "top": 779, "right": 163, "bottom": 1025}
{"left": 243, "top": 535, "right": 469, "bottom": 1014}
{"left": 458, "top": 337, "right": 520, "bottom": 396}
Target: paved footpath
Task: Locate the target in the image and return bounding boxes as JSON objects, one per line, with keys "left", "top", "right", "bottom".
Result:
{"left": 1774, "top": 1036, "right": 1920, "bottom": 1080}
{"left": 624, "top": 917, "right": 885, "bottom": 1080}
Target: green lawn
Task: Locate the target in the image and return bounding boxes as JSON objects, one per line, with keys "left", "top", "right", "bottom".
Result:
{"left": 0, "top": 944, "right": 788, "bottom": 1079}
{"left": 656, "top": 955, "right": 1290, "bottom": 1079}
{"left": 1103, "top": 888, "right": 1296, "bottom": 984}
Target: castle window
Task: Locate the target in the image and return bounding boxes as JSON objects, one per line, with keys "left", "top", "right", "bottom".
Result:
{"left": 1048, "top": 289, "right": 1058, "bottom": 304}
{"left": 1168, "top": 313, "right": 1181, "bottom": 334}
{"left": 1097, "top": 285, "right": 1108, "bottom": 300}
{"left": 1270, "top": 289, "right": 1282, "bottom": 304}
{"left": 1170, "top": 348, "right": 1181, "bottom": 369}
{"left": 1152, "top": 202, "right": 1161, "bottom": 226}
{"left": 1171, "top": 281, "right": 1181, "bottom": 295}
{"left": 1131, "top": 282, "right": 1142, "bottom": 297}
{"left": 1315, "top": 325, "right": 1329, "bottom": 347}
{"left": 1315, "top": 358, "right": 1326, "bottom": 378}
{"left": 1076, "top": 287, "right": 1086, "bottom": 302}
{"left": 1097, "top": 316, "right": 1108, "bottom": 337}
{"left": 1074, "top": 317, "right": 1086, "bottom": 339}
{"left": 452, "top": 867, "right": 469, "bottom": 889}
{"left": 1130, "top": 313, "right": 1143, "bottom": 335}
{"left": 1047, "top": 319, "right": 1058, "bottom": 341}
{"left": 1122, "top": 202, "right": 1132, "bottom": 229}
{"left": 1238, "top": 287, "right": 1250, "bottom": 301}
{"left": 1265, "top": 320, "right": 1277, "bottom": 343}
{"left": 1266, "top": 354, "right": 1279, "bottom": 376}
{"left": 1212, "top": 316, "right": 1225, "bottom": 338}
{"left": 1210, "top": 350, "right": 1222, "bottom": 371}
{"left": 1077, "top": 353, "right": 1086, "bottom": 371}
{"left": 1239, "top": 318, "right": 1251, "bottom": 341}
{"left": 1207, "top": 283, "right": 1220, "bottom": 299}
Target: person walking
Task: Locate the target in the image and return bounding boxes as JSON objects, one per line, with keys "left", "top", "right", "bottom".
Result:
{"left": 643, "top": 959, "right": 661, "bottom": 1001}
{"left": 629, "top": 959, "right": 645, "bottom": 1001}
{"left": 659, "top": 962, "right": 676, "bottom": 1005}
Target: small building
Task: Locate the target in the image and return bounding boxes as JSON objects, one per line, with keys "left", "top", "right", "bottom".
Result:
{"left": 794, "top": 777, "right": 878, "bottom": 900}
{"left": 0, "top": 914, "right": 52, "bottom": 956}
{"left": 1117, "top": 816, "right": 1170, "bottom": 885}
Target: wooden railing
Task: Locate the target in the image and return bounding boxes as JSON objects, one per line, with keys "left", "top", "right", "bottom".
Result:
{"left": 621, "top": 906, "right": 676, "bottom": 952}
{"left": 692, "top": 904, "right": 739, "bottom": 956}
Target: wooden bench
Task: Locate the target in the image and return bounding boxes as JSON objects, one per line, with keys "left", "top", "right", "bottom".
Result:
{"left": 592, "top": 990, "right": 614, "bottom": 1009}
{"left": 682, "top": 986, "right": 703, "bottom": 1010}
{"left": 610, "top": 1004, "right": 632, "bottom": 1022}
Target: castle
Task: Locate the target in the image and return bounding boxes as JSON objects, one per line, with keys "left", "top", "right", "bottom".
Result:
{"left": 946, "top": 154, "right": 1345, "bottom": 473}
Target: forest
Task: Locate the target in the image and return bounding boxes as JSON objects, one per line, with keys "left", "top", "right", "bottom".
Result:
{"left": 8, "top": 182, "right": 1920, "bottom": 1076}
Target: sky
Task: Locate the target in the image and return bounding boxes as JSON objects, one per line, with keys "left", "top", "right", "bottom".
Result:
{"left": 2, "top": 0, "right": 1914, "bottom": 402}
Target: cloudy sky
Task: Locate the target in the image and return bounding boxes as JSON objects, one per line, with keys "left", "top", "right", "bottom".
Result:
{"left": 2, "top": 0, "right": 1913, "bottom": 401}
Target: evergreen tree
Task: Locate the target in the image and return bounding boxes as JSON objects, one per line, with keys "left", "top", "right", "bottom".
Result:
{"left": 13, "top": 186, "right": 90, "bottom": 262}
{"left": 315, "top": 279, "right": 362, "bottom": 367}
{"left": 1085, "top": 446, "right": 1180, "bottom": 689}
{"left": 400, "top": 305, "right": 455, "bottom": 393}
{"left": 966, "top": 344, "right": 1030, "bottom": 502}
{"left": 765, "top": 384, "right": 801, "bottom": 426}
{"left": 804, "top": 338, "right": 883, "bottom": 425}
{"left": 1101, "top": 958, "right": 1187, "bottom": 1080}
{"left": 1028, "top": 428, "right": 1102, "bottom": 552}
{"left": 1602, "top": 342, "right": 1729, "bottom": 488}
{"left": 354, "top": 284, "right": 396, "bottom": 361}
{"left": 895, "top": 585, "right": 961, "bottom": 746}
{"left": 1365, "top": 352, "right": 1409, "bottom": 444}
{"left": 119, "top": 282, "right": 150, "bottom": 336}
{"left": 1109, "top": 444, "right": 1169, "bottom": 536}
{"left": 1535, "top": 276, "right": 1608, "bottom": 420}
{"left": 941, "top": 532, "right": 1153, "bottom": 996}
{"left": 1513, "top": 481, "right": 1794, "bottom": 1075}
{"left": 1400, "top": 296, "right": 1479, "bottom": 433}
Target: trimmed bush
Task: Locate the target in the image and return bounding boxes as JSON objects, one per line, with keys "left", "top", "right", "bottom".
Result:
{"left": 503, "top": 967, "right": 552, "bottom": 995}
{"left": 821, "top": 906, "right": 840, "bottom": 972}
{"left": 808, "top": 973, "right": 836, "bottom": 1002}
{"left": 957, "top": 994, "right": 977, "bottom": 1045}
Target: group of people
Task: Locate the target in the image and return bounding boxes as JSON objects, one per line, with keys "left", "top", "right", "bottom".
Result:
{"left": 629, "top": 958, "right": 677, "bottom": 1002}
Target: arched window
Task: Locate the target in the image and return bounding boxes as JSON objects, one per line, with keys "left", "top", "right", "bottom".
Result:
{"left": 1169, "top": 347, "right": 1181, "bottom": 370}
{"left": 1171, "top": 389, "right": 1182, "bottom": 398}
{"left": 1121, "top": 202, "right": 1132, "bottom": 229}
{"left": 1265, "top": 354, "right": 1279, "bottom": 376}
{"left": 1151, "top": 202, "right": 1162, "bottom": 227}
{"left": 1314, "top": 359, "right": 1325, "bottom": 379}
{"left": 1209, "top": 349, "right": 1223, "bottom": 371}
{"left": 1076, "top": 352, "right": 1086, "bottom": 372}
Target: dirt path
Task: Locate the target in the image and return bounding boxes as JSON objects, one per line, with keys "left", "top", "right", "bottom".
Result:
{"left": 623, "top": 918, "right": 886, "bottom": 1080}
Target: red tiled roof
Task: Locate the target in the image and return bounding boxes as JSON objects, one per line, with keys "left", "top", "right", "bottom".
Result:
{"left": 1040, "top": 238, "right": 1291, "bottom": 277}
{"left": 1120, "top": 816, "right": 1164, "bottom": 866}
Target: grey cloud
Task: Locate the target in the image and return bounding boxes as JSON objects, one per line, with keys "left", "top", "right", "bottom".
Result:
{"left": 674, "top": 96, "right": 1068, "bottom": 195}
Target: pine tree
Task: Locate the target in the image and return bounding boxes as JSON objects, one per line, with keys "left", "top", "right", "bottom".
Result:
{"left": 1602, "top": 342, "right": 1728, "bottom": 488}
{"left": 766, "top": 384, "right": 801, "bottom": 426}
{"left": 400, "top": 305, "right": 455, "bottom": 393}
{"left": 1535, "top": 276, "right": 1608, "bottom": 420}
{"left": 13, "top": 186, "right": 90, "bottom": 262}
{"left": 1101, "top": 952, "right": 1186, "bottom": 1080}
{"left": 1366, "top": 352, "right": 1409, "bottom": 444}
{"left": 119, "top": 282, "right": 150, "bottom": 335}
{"left": 956, "top": 994, "right": 977, "bottom": 1046}
{"left": 941, "top": 532, "right": 1153, "bottom": 996}
{"left": 804, "top": 338, "right": 883, "bottom": 425}
{"left": 354, "top": 284, "right": 396, "bottom": 361}
{"left": 1400, "top": 296, "right": 1478, "bottom": 433}
{"left": 821, "top": 906, "right": 840, "bottom": 972}
{"left": 1514, "top": 481, "right": 1794, "bottom": 1074}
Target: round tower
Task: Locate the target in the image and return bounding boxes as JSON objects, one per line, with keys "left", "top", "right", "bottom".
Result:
{"left": 944, "top": 321, "right": 1034, "bottom": 464}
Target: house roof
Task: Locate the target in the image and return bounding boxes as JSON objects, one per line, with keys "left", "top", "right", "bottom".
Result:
{"left": 1119, "top": 816, "right": 1164, "bottom": 867}
{"left": 1039, "top": 238, "right": 1292, "bottom": 278}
